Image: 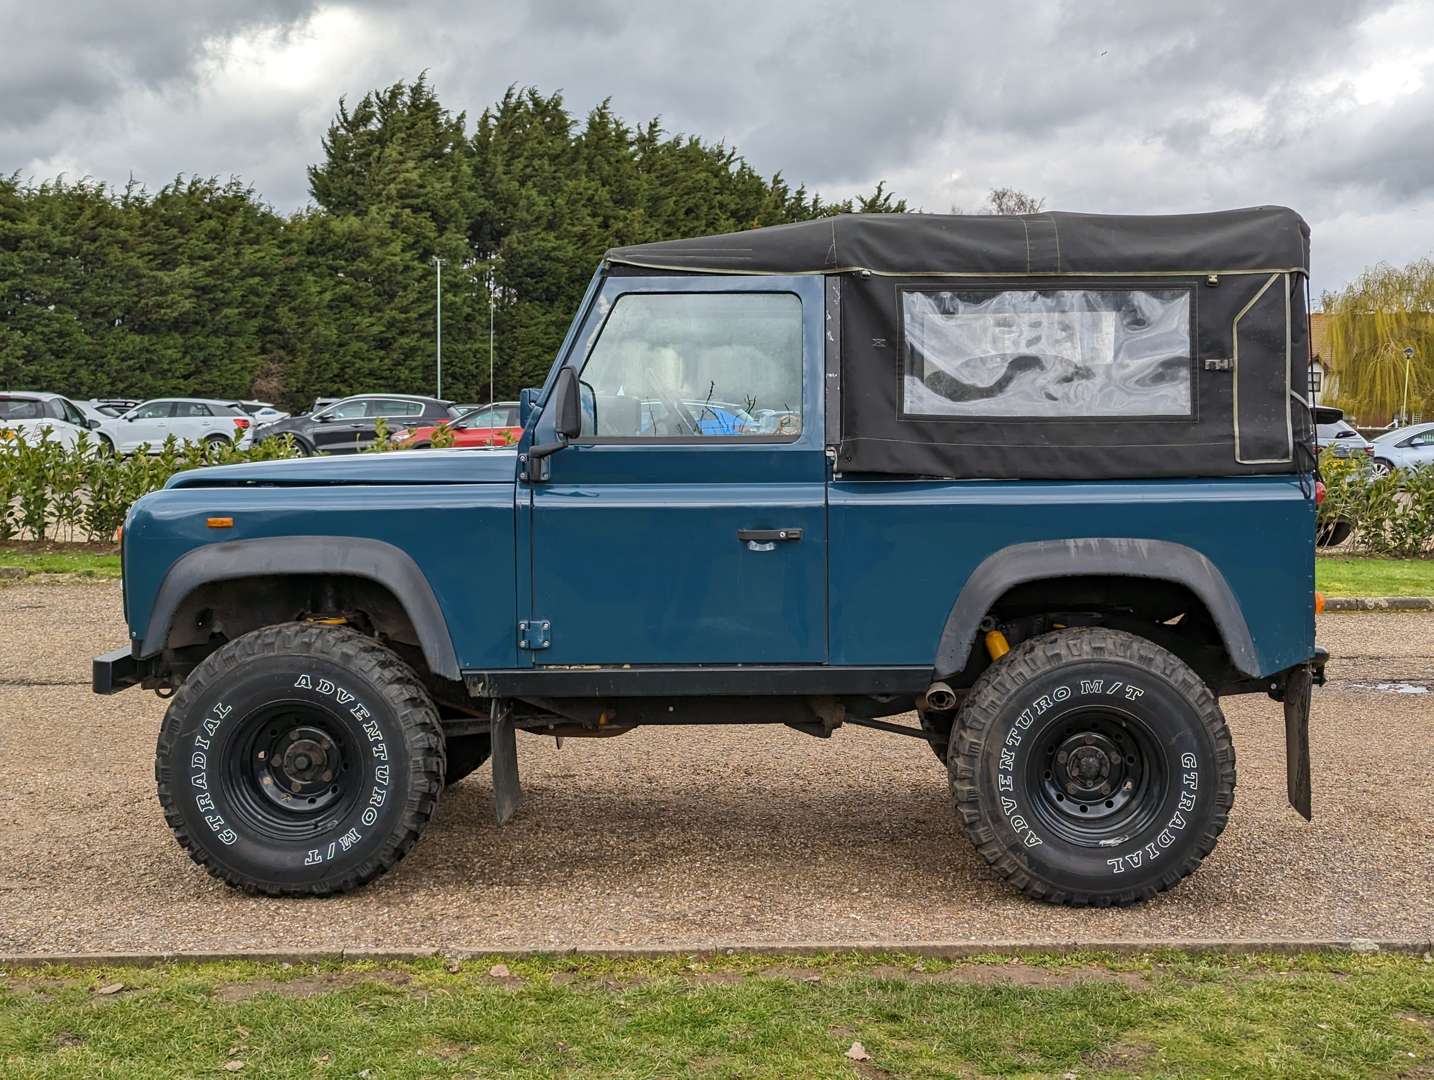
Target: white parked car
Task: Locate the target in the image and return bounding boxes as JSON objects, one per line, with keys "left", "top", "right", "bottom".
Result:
{"left": 232, "top": 400, "right": 290, "bottom": 424}
{"left": 1370, "top": 421, "right": 1434, "bottom": 475}
{"left": 108, "top": 398, "right": 254, "bottom": 453}
{"left": 0, "top": 391, "right": 111, "bottom": 450}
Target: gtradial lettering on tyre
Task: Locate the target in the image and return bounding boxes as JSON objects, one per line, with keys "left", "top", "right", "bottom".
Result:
{"left": 949, "top": 627, "right": 1235, "bottom": 905}
{"left": 156, "top": 623, "right": 444, "bottom": 896}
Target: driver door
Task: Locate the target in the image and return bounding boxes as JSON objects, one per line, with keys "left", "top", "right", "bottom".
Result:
{"left": 527, "top": 276, "right": 826, "bottom": 665}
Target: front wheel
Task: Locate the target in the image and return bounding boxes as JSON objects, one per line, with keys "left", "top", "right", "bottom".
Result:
{"left": 1372, "top": 458, "right": 1394, "bottom": 478}
{"left": 948, "top": 627, "right": 1235, "bottom": 906}
{"left": 155, "top": 623, "right": 445, "bottom": 896}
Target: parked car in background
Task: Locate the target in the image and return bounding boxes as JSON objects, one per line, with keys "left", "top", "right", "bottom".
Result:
{"left": 1370, "top": 421, "right": 1434, "bottom": 475}
{"left": 108, "top": 398, "right": 253, "bottom": 454}
{"left": 86, "top": 398, "right": 140, "bottom": 418}
{"left": 252, "top": 394, "right": 456, "bottom": 454}
{"left": 396, "top": 401, "right": 521, "bottom": 448}
{"left": 1314, "top": 406, "right": 1373, "bottom": 460}
{"left": 232, "top": 400, "right": 290, "bottom": 424}
{"left": 0, "top": 391, "right": 106, "bottom": 450}
{"left": 308, "top": 397, "right": 340, "bottom": 415}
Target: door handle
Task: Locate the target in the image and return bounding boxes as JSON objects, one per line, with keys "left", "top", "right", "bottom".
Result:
{"left": 737, "top": 528, "right": 803, "bottom": 542}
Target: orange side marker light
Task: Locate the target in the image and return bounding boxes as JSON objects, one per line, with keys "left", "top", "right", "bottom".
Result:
{"left": 1314, "top": 591, "right": 1325, "bottom": 615}
{"left": 207, "top": 516, "right": 234, "bottom": 529}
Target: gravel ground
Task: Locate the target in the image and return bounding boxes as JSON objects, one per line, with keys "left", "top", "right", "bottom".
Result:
{"left": 1, "top": 582, "right": 1431, "bottom": 954}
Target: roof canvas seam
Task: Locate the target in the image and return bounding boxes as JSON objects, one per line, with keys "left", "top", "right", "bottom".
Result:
{"left": 603, "top": 258, "right": 1309, "bottom": 278}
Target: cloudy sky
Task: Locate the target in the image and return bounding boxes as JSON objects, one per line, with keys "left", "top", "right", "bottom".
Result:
{"left": 4, "top": 0, "right": 1433, "bottom": 298}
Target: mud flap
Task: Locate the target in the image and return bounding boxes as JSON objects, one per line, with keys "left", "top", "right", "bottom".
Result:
{"left": 490, "top": 701, "right": 522, "bottom": 826}
{"left": 1283, "top": 664, "right": 1313, "bottom": 820}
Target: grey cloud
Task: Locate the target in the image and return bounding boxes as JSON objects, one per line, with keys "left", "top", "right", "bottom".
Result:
{"left": 0, "top": 0, "right": 1429, "bottom": 295}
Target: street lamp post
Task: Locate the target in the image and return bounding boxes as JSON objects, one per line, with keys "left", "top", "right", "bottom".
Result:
{"left": 1402, "top": 345, "right": 1415, "bottom": 425}
{"left": 488, "top": 266, "right": 496, "bottom": 407}
{"left": 432, "top": 256, "right": 443, "bottom": 399}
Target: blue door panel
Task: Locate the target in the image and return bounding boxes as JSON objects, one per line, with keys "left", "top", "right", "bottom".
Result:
{"left": 533, "top": 483, "right": 825, "bottom": 663}
{"left": 527, "top": 274, "right": 828, "bottom": 667}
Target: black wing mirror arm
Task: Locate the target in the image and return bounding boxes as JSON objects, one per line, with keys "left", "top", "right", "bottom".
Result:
{"left": 522, "top": 434, "right": 567, "bottom": 482}
{"left": 523, "top": 368, "right": 581, "bottom": 482}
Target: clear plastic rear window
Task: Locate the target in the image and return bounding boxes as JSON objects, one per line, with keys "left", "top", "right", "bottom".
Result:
{"left": 900, "top": 288, "right": 1192, "bottom": 419}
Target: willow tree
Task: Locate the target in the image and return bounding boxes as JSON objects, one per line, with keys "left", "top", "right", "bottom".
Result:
{"left": 1321, "top": 258, "right": 1434, "bottom": 425}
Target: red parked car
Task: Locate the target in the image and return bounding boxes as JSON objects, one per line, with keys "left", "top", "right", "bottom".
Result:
{"left": 395, "top": 401, "right": 521, "bottom": 448}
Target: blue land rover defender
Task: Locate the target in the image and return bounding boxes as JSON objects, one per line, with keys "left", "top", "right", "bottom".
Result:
{"left": 95, "top": 207, "right": 1325, "bottom": 905}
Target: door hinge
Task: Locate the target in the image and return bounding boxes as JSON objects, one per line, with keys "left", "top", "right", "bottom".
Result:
{"left": 518, "top": 619, "right": 551, "bottom": 650}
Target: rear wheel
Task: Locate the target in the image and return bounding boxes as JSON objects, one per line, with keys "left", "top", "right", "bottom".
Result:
{"left": 1372, "top": 458, "right": 1394, "bottom": 478}
{"left": 948, "top": 627, "right": 1235, "bottom": 906}
{"left": 155, "top": 623, "right": 445, "bottom": 896}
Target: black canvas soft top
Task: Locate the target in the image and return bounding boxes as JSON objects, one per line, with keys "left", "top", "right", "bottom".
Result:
{"left": 605, "top": 206, "right": 1309, "bottom": 278}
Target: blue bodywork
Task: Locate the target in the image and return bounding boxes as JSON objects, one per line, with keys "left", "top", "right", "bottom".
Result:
{"left": 118, "top": 270, "right": 1316, "bottom": 683}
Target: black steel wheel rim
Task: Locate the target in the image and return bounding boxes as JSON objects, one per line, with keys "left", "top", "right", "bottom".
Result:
{"left": 1026, "top": 707, "right": 1168, "bottom": 847}
{"left": 222, "top": 700, "right": 362, "bottom": 841}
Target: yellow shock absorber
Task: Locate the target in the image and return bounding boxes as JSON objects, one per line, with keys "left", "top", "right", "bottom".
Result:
{"left": 985, "top": 628, "right": 1011, "bottom": 661}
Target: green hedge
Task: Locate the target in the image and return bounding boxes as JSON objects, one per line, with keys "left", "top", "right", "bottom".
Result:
{"left": 0, "top": 431, "right": 301, "bottom": 543}
{"left": 1319, "top": 454, "right": 1434, "bottom": 557}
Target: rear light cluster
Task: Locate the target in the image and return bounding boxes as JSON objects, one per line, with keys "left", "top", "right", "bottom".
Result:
{"left": 1363, "top": 445, "right": 1374, "bottom": 456}
{"left": 1314, "top": 480, "right": 1326, "bottom": 506}
{"left": 233, "top": 418, "right": 251, "bottom": 430}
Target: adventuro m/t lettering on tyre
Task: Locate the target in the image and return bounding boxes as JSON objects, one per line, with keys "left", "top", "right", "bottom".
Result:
{"left": 948, "top": 627, "right": 1236, "bottom": 906}
{"left": 154, "top": 623, "right": 445, "bottom": 896}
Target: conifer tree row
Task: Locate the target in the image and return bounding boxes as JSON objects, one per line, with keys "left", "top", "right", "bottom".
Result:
{"left": 0, "top": 78, "right": 905, "bottom": 409}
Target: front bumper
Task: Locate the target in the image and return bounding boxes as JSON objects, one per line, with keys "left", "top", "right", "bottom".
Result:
{"left": 93, "top": 646, "right": 152, "bottom": 694}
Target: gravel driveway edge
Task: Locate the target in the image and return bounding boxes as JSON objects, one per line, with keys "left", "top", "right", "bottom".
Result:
{"left": 3, "top": 939, "right": 1432, "bottom": 968}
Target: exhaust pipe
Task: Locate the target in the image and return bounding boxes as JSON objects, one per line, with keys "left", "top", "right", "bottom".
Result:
{"left": 924, "top": 681, "right": 958, "bottom": 712}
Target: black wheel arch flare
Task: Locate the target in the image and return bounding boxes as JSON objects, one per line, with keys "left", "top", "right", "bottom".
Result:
{"left": 933, "top": 538, "right": 1262, "bottom": 680}
{"left": 139, "top": 535, "right": 461, "bottom": 680}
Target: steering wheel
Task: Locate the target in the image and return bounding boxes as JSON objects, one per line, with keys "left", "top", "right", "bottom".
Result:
{"left": 645, "top": 368, "right": 700, "bottom": 435}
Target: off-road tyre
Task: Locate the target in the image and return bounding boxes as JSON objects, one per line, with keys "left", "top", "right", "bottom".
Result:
{"left": 444, "top": 733, "right": 492, "bottom": 786}
{"left": 155, "top": 622, "right": 445, "bottom": 896}
{"left": 948, "top": 627, "right": 1235, "bottom": 906}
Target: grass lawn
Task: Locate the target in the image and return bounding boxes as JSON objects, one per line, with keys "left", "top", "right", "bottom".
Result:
{"left": 1317, "top": 555, "right": 1434, "bottom": 597}
{"left": 0, "top": 546, "right": 120, "bottom": 578}
{"left": 2, "top": 951, "right": 1431, "bottom": 1078}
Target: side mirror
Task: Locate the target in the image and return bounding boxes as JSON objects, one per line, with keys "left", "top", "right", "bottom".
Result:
{"left": 314, "top": 413, "right": 331, "bottom": 423}
{"left": 524, "top": 369, "right": 582, "bottom": 481}
{"left": 553, "top": 367, "right": 581, "bottom": 440}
